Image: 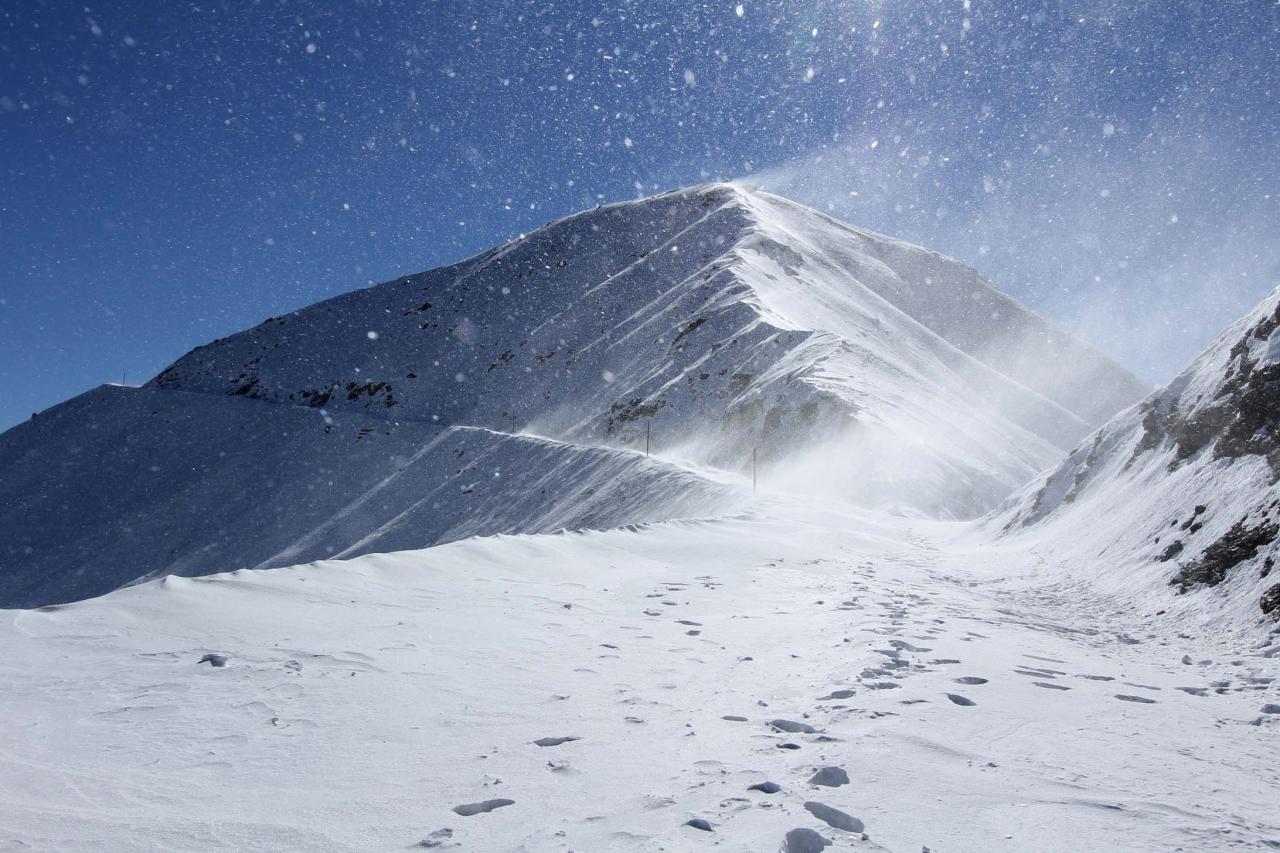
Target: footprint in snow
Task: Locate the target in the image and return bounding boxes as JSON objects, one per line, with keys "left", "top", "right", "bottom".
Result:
{"left": 1115, "top": 694, "right": 1158, "bottom": 704}
{"left": 817, "top": 689, "right": 856, "bottom": 700}
{"left": 748, "top": 781, "right": 781, "bottom": 794}
{"left": 783, "top": 827, "right": 833, "bottom": 852}
{"left": 954, "top": 676, "right": 988, "bottom": 685}
{"left": 684, "top": 818, "right": 713, "bottom": 832}
{"left": 770, "top": 719, "right": 818, "bottom": 734}
{"left": 804, "top": 802, "right": 864, "bottom": 833}
{"left": 452, "top": 799, "right": 514, "bottom": 816}
{"left": 198, "top": 654, "right": 228, "bottom": 667}
{"left": 808, "top": 767, "right": 849, "bottom": 787}
{"left": 1033, "top": 682, "right": 1071, "bottom": 691}
{"left": 533, "top": 736, "right": 581, "bottom": 747}
{"left": 722, "top": 715, "right": 748, "bottom": 722}
{"left": 415, "top": 827, "right": 455, "bottom": 848}
{"left": 945, "top": 693, "right": 976, "bottom": 707}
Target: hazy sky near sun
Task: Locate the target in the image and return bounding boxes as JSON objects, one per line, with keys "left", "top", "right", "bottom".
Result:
{"left": 1, "top": 0, "right": 1277, "bottom": 430}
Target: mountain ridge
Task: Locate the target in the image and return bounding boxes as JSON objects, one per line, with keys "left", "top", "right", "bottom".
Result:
{"left": 0, "top": 183, "right": 1145, "bottom": 607}
{"left": 997, "top": 287, "right": 1280, "bottom": 629}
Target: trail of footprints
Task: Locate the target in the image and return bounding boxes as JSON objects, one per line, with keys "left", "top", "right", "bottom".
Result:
{"left": 433, "top": 559, "right": 1279, "bottom": 849}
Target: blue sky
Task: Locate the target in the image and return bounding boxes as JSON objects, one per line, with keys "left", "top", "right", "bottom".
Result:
{"left": 2, "top": 1, "right": 1277, "bottom": 430}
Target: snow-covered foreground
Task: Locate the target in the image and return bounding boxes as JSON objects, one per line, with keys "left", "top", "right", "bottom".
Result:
{"left": 3, "top": 496, "right": 1276, "bottom": 852}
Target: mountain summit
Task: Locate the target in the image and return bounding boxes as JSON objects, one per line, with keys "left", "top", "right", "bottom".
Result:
{"left": 0, "top": 184, "right": 1144, "bottom": 607}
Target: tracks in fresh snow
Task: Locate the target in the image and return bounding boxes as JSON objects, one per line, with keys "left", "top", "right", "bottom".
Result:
{"left": 0, "top": 505, "right": 1276, "bottom": 851}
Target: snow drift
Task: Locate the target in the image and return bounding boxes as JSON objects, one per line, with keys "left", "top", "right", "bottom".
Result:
{"left": 0, "top": 385, "right": 738, "bottom": 608}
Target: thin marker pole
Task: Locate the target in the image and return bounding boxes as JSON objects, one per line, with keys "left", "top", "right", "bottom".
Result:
{"left": 645, "top": 420, "right": 651, "bottom": 456}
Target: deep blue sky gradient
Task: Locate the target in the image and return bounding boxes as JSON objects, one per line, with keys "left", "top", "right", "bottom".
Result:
{"left": 2, "top": 1, "right": 1277, "bottom": 430}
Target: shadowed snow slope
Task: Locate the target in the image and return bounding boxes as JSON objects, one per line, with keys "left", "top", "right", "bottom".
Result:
{"left": 0, "top": 385, "right": 738, "bottom": 608}
{"left": 996, "top": 288, "right": 1280, "bottom": 631}
{"left": 0, "top": 184, "right": 1142, "bottom": 607}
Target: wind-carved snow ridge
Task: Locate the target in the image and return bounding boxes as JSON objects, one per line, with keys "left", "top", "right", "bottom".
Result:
{"left": 147, "top": 183, "right": 1141, "bottom": 513}
{"left": 997, "top": 287, "right": 1280, "bottom": 631}
{"left": 0, "top": 183, "right": 1144, "bottom": 608}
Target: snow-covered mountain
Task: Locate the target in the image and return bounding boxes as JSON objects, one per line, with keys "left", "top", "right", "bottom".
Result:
{"left": 2, "top": 187, "right": 1277, "bottom": 853}
{"left": 997, "top": 288, "right": 1280, "bottom": 630}
{"left": 150, "top": 184, "right": 1142, "bottom": 504}
{"left": 0, "top": 184, "right": 1144, "bottom": 608}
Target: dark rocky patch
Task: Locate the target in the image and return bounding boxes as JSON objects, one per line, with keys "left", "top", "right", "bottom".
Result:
{"left": 1174, "top": 516, "right": 1278, "bottom": 591}
{"left": 1260, "top": 582, "right": 1280, "bottom": 618}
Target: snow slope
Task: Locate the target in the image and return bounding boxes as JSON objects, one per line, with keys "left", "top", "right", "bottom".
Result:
{"left": 0, "top": 385, "right": 738, "bottom": 609}
{"left": 1, "top": 499, "right": 1275, "bottom": 852}
{"left": 996, "top": 288, "right": 1280, "bottom": 630}
{"left": 149, "top": 184, "right": 1143, "bottom": 514}
{"left": 0, "top": 184, "right": 1144, "bottom": 609}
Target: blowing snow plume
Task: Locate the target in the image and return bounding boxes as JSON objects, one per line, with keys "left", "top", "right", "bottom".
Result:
{"left": 1, "top": 184, "right": 1144, "bottom": 607}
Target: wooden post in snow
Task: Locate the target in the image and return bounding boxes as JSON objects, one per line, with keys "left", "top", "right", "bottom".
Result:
{"left": 645, "top": 420, "right": 651, "bottom": 456}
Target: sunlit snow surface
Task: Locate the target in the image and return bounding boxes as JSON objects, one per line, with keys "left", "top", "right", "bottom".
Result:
{"left": 1, "top": 498, "right": 1276, "bottom": 851}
